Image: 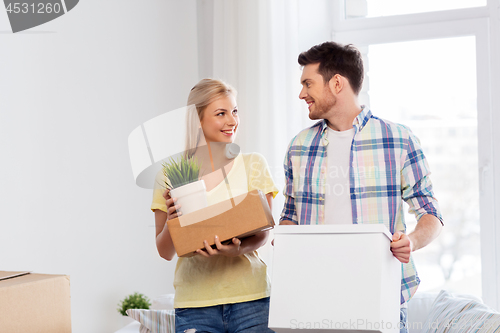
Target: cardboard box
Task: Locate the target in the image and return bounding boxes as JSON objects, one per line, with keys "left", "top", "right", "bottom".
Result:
{"left": 0, "top": 271, "right": 71, "bottom": 333}
{"left": 269, "top": 224, "right": 400, "bottom": 333}
{"left": 167, "top": 189, "right": 274, "bottom": 257}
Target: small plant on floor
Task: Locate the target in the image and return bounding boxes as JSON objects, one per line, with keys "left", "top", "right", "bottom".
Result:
{"left": 162, "top": 154, "right": 202, "bottom": 190}
{"left": 117, "top": 292, "right": 151, "bottom": 316}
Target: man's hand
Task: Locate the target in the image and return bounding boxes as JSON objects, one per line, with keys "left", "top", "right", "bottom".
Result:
{"left": 272, "top": 219, "right": 297, "bottom": 245}
{"left": 390, "top": 231, "right": 413, "bottom": 263}
{"left": 196, "top": 235, "right": 241, "bottom": 257}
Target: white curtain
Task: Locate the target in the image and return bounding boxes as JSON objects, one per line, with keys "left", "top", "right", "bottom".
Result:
{"left": 195, "top": 0, "right": 316, "bottom": 218}
{"left": 194, "top": 0, "right": 333, "bottom": 263}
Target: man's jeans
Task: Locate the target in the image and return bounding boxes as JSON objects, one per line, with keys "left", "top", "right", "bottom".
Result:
{"left": 400, "top": 308, "right": 408, "bottom": 333}
{"left": 175, "top": 297, "right": 274, "bottom": 333}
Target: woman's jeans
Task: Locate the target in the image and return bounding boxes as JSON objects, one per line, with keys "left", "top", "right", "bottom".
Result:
{"left": 175, "top": 297, "right": 274, "bottom": 333}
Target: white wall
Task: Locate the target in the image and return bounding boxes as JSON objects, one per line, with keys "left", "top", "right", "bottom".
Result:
{"left": 0, "top": 1, "right": 198, "bottom": 332}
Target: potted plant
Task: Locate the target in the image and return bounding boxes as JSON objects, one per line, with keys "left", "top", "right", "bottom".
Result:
{"left": 162, "top": 154, "right": 207, "bottom": 215}
{"left": 117, "top": 292, "right": 151, "bottom": 316}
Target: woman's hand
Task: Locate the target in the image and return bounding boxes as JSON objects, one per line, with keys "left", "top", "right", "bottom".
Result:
{"left": 196, "top": 235, "right": 241, "bottom": 257}
{"left": 163, "top": 189, "right": 182, "bottom": 220}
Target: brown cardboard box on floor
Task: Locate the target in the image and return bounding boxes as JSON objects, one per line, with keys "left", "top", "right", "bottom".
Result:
{"left": 0, "top": 271, "right": 71, "bottom": 333}
{"left": 167, "top": 189, "right": 274, "bottom": 257}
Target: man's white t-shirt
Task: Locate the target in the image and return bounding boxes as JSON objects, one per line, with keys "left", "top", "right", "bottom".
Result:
{"left": 324, "top": 127, "right": 355, "bottom": 225}
{"left": 324, "top": 126, "right": 408, "bottom": 308}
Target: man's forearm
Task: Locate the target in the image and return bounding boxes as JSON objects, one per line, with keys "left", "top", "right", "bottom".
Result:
{"left": 408, "top": 214, "right": 442, "bottom": 252}
{"left": 279, "top": 219, "right": 297, "bottom": 225}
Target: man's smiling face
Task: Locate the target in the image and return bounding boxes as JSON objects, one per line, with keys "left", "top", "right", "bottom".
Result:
{"left": 299, "top": 63, "right": 336, "bottom": 120}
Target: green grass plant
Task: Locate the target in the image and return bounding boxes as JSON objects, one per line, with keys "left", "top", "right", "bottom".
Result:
{"left": 117, "top": 292, "right": 151, "bottom": 316}
{"left": 162, "top": 154, "right": 201, "bottom": 190}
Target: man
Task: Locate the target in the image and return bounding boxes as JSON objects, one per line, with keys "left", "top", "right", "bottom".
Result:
{"left": 280, "top": 41, "right": 443, "bottom": 332}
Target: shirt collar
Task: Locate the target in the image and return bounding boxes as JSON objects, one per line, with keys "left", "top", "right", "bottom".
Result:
{"left": 320, "top": 105, "right": 372, "bottom": 135}
{"left": 354, "top": 105, "right": 372, "bottom": 132}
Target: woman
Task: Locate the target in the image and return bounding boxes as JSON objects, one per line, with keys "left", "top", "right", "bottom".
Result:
{"left": 151, "top": 79, "right": 278, "bottom": 333}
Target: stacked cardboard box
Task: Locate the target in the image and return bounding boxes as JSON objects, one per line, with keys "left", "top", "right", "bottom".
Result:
{"left": 0, "top": 271, "right": 71, "bottom": 333}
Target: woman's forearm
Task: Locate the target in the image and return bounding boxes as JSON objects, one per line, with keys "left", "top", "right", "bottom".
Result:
{"left": 238, "top": 230, "right": 269, "bottom": 255}
{"left": 237, "top": 192, "right": 273, "bottom": 254}
{"left": 155, "top": 210, "right": 176, "bottom": 261}
{"left": 235, "top": 192, "right": 273, "bottom": 254}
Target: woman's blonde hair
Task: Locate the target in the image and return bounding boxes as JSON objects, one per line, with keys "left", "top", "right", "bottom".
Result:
{"left": 185, "top": 79, "right": 237, "bottom": 154}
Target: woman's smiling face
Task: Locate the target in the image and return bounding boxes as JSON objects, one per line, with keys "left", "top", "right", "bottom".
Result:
{"left": 200, "top": 94, "right": 239, "bottom": 143}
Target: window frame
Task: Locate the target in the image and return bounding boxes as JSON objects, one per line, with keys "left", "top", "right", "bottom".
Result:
{"left": 330, "top": 0, "right": 500, "bottom": 310}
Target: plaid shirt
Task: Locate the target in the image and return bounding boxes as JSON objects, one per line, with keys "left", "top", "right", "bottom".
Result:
{"left": 280, "top": 107, "right": 443, "bottom": 303}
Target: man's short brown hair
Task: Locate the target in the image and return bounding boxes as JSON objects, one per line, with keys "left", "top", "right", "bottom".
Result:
{"left": 298, "top": 41, "right": 364, "bottom": 95}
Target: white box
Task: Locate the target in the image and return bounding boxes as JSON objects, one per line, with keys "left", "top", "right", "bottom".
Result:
{"left": 269, "top": 224, "right": 400, "bottom": 333}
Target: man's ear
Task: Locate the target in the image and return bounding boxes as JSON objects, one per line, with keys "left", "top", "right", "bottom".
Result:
{"left": 329, "top": 74, "right": 343, "bottom": 94}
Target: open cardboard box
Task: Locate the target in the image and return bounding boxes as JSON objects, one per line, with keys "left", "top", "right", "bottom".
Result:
{"left": 167, "top": 189, "right": 274, "bottom": 257}
{"left": 0, "top": 271, "right": 71, "bottom": 333}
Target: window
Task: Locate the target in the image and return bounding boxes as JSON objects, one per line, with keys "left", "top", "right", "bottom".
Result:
{"left": 332, "top": 0, "right": 499, "bottom": 310}
{"left": 345, "top": 0, "right": 486, "bottom": 18}
{"left": 367, "top": 36, "right": 480, "bottom": 296}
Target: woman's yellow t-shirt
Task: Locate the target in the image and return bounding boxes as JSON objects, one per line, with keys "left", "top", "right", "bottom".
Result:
{"left": 151, "top": 153, "right": 279, "bottom": 308}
